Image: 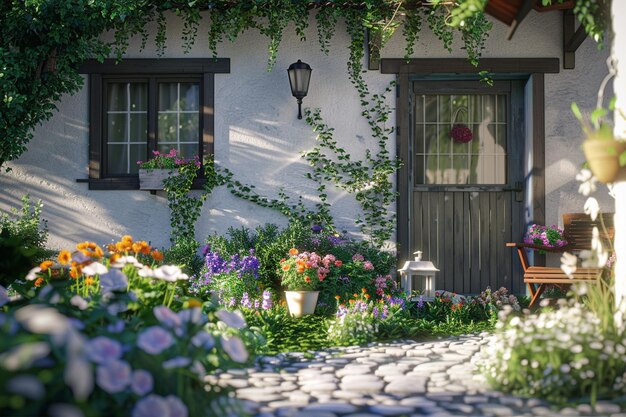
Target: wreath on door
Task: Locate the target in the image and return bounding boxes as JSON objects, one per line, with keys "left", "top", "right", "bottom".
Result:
{"left": 449, "top": 107, "right": 473, "bottom": 143}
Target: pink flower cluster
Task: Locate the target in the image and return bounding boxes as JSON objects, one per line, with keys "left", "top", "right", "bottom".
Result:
{"left": 524, "top": 224, "right": 567, "bottom": 248}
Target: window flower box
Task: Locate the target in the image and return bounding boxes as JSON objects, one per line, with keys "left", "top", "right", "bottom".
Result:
{"left": 138, "top": 168, "right": 178, "bottom": 190}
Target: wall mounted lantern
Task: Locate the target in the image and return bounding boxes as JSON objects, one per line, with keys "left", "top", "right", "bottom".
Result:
{"left": 287, "top": 59, "right": 312, "bottom": 119}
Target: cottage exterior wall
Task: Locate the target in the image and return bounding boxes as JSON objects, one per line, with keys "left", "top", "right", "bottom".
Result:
{"left": 0, "top": 11, "right": 612, "bottom": 251}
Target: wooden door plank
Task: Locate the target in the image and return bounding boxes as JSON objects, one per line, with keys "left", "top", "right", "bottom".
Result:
{"left": 470, "top": 191, "right": 482, "bottom": 294}
{"left": 462, "top": 192, "right": 471, "bottom": 293}
{"left": 412, "top": 191, "right": 423, "bottom": 260}
{"left": 489, "top": 192, "right": 499, "bottom": 290}
{"left": 432, "top": 192, "right": 443, "bottom": 289}
{"left": 453, "top": 192, "right": 464, "bottom": 293}
{"left": 443, "top": 192, "right": 454, "bottom": 291}
{"left": 479, "top": 192, "right": 491, "bottom": 292}
{"left": 501, "top": 192, "right": 512, "bottom": 291}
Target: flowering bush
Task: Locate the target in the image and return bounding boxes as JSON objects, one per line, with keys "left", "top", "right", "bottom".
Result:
{"left": 474, "top": 286, "right": 521, "bottom": 320}
{"left": 0, "top": 283, "right": 257, "bottom": 417}
{"left": 137, "top": 149, "right": 201, "bottom": 170}
{"left": 524, "top": 224, "right": 567, "bottom": 248}
{"left": 327, "top": 290, "right": 408, "bottom": 346}
{"left": 279, "top": 248, "right": 338, "bottom": 291}
{"left": 189, "top": 247, "right": 261, "bottom": 306}
{"left": 482, "top": 298, "right": 626, "bottom": 405}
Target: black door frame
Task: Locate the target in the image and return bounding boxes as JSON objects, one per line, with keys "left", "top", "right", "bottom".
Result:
{"left": 380, "top": 58, "right": 560, "bottom": 293}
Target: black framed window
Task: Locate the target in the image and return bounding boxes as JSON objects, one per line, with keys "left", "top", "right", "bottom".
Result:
{"left": 80, "top": 58, "right": 230, "bottom": 190}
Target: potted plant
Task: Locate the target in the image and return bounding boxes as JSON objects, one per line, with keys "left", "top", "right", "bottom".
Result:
{"left": 279, "top": 248, "right": 335, "bottom": 317}
{"left": 573, "top": 102, "right": 626, "bottom": 184}
{"left": 137, "top": 149, "right": 201, "bottom": 190}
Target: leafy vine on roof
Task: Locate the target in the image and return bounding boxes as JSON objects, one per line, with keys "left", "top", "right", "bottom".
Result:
{"left": 1, "top": 0, "right": 492, "bottom": 169}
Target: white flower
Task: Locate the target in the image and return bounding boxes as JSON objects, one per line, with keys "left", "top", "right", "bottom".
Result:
{"left": 111, "top": 256, "right": 144, "bottom": 269}
{"left": 215, "top": 310, "right": 246, "bottom": 329}
{"left": 65, "top": 355, "right": 93, "bottom": 401}
{"left": 560, "top": 252, "right": 578, "bottom": 277}
{"left": 0, "top": 342, "right": 50, "bottom": 371}
{"left": 576, "top": 168, "right": 597, "bottom": 196}
{"left": 99, "top": 269, "right": 128, "bottom": 292}
{"left": 70, "top": 295, "right": 89, "bottom": 310}
{"left": 221, "top": 335, "right": 249, "bottom": 363}
{"left": 583, "top": 197, "right": 600, "bottom": 221}
{"left": 153, "top": 265, "right": 187, "bottom": 282}
{"left": 14, "top": 305, "right": 70, "bottom": 335}
{"left": 25, "top": 266, "right": 41, "bottom": 281}
{"left": 82, "top": 262, "right": 108, "bottom": 276}
{"left": 6, "top": 375, "right": 45, "bottom": 400}
{"left": 138, "top": 266, "right": 155, "bottom": 278}
{"left": 96, "top": 359, "right": 131, "bottom": 393}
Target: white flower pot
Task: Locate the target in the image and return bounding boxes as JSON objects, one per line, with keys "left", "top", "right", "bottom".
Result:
{"left": 284, "top": 291, "right": 319, "bottom": 317}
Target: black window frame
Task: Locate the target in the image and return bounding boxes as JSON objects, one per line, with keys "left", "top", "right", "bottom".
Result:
{"left": 80, "top": 58, "right": 230, "bottom": 190}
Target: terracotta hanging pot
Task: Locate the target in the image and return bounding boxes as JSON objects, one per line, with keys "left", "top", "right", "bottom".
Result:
{"left": 582, "top": 138, "right": 626, "bottom": 184}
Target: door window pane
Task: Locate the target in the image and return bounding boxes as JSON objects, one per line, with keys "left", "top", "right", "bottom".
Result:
{"left": 157, "top": 82, "right": 200, "bottom": 158}
{"left": 414, "top": 93, "right": 507, "bottom": 185}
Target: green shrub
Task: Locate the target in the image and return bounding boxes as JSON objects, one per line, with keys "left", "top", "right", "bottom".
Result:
{"left": 164, "top": 236, "right": 204, "bottom": 277}
{"left": 0, "top": 195, "right": 51, "bottom": 287}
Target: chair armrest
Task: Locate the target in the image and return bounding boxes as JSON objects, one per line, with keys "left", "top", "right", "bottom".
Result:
{"left": 505, "top": 242, "right": 573, "bottom": 253}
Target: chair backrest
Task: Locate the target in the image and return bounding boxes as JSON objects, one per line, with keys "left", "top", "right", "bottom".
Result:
{"left": 562, "top": 212, "right": 614, "bottom": 251}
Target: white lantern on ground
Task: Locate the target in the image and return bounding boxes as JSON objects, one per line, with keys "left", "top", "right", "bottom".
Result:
{"left": 398, "top": 251, "right": 439, "bottom": 299}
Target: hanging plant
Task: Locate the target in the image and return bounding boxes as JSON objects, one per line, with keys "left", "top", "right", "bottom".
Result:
{"left": 450, "top": 107, "right": 473, "bottom": 143}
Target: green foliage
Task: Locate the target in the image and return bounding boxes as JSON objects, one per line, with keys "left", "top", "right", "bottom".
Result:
{"left": 164, "top": 235, "right": 203, "bottom": 277}
{"left": 243, "top": 306, "right": 329, "bottom": 355}
{"left": 542, "top": 0, "right": 609, "bottom": 45}
{"left": 0, "top": 195, "right": 50, "bottom": 287}
{"left": 1, "top": 1, "right": 493, "bottom": 170}
{"left": 303, "top": 81, "right": 401, "bottom": 247}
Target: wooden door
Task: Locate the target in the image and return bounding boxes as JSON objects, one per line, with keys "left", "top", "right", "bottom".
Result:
{"left": 409, "top": 81, "right": 525, "bottom": 294}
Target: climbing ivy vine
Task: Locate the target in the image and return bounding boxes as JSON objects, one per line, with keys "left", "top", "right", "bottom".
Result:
{"left": 1, "top": 0, "right": 492, "bottom": 170}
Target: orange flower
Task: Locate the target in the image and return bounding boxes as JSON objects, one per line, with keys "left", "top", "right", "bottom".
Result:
{"left": 282, "top": 264, "right": 291, "bottom": 271}
{"left": 138, "top": 241, "right": 151, "bottom": 255}
{"left": 110, "top": 253, "right": 122, "bottom": 264}
{"left": 353, "top": 293, "right": 358, "bottom": 298}
{"left": 296, "top": 266, "right": 305, "bottom": 274}
{"left": 150, "top": 250, "right": 164, "bottom": 262}
{"left": 92, "top": 245, "right": 104, "bottom": 258}
{"left": 85, "top": 277, "right": 95, "bottom": 286}
{"left": 69, "top": 266, "right": 81, "bottom": 279}
{"left": 132, "top": 242, "right": 143, "bottom": 253}
{"left": 288, "top": 248, "right": 298, "bottom": 256}
{"left": 364, "top": 293, "right": 370, "bottom": 299}
{"left": 58, "top": 250, "right": 72, "bottom": 265}
{"left": 304, "top": 276, "right": 311, "bottom": 283}
{"left": 335, "top": 295, "right": 341, "bottom": 300}
{"left": 361, "top": 288, "right": 367, "bottom": 293}
{"left": 334, "top": 260, "right": 343, "bottom": 267}
{"left": 121, "top": 235, "right": 133, "bottom": 243}
{"left": 34, "top": 277, "right": 44, "bottom": 287}
{"left": 39, "top": 260, "right": 54, "bottom": 271}
{"left": 107, "top": 243, "right": 116, "bottom": 253}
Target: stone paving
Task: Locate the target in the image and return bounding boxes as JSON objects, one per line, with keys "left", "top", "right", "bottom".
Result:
{"left": 213, "top": 333, "right": 626, "bottom": 417}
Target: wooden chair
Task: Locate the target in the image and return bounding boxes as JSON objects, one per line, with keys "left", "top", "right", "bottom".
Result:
{"left": 507, "top": 213, "right": 613, "bottom": 307}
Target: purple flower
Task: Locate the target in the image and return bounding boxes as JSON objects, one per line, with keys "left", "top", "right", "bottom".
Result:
{"left": 6, "top": 375, "right": 45, "bottom": 400}
{"left": 221, "top": 335, "right": 249, "bottom": 363}
{"left": 96, "top": 359, "right": 131, "bottom": 393}
{"left": 417, "top": 295, "right": 424, "bottom": 309}
{"left": 165, "top": 395, "right": 188, "bottom": 417}
{"left": 0, "top": 285, "right": 8, "bottom": 307}
{"left": 107, "top": 320, "right": 125, "bottom": 334}
{"left": 162, "top": 356, "right": 191, "bottom": 369}
{"left": 311, "top": 224, "right": 323, "bottom": 233}
{"left": 262, "top": 290, "right": 273, "bottom": 310}
{"left": 154, "top": 306, "right": 182, "bottom": 328}
{"left": 132, "top": 395, "right": 170, "bottom": 417}
{"left": 137, "top": 326, "right": 174, "bottom": 355}
{"left": 85, "top": 336, "right": 123, "bottom": 364}
{"left": 191, "top": 331, "right": 215, "bottom": 349}
{"left": 240, "top": 292, "right": 252, "bottom": 309}
{"left": 216, "top": 310, "right": 246, "bottom": 329}
{"left": 131, "top": 369, "right": 154, "bottom": 396}
{"left": 352, "top": 253, "right": 364, "bottom": 262}
{"left": 99, "top": 269, "right": 128, "bottom": 292}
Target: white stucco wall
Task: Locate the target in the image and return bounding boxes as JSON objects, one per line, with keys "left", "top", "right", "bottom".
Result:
{"left": 0, "top": 10, "right": 613, "bottom": 251}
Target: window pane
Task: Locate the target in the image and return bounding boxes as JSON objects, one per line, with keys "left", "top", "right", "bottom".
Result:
{"left": 414, "top": 92, "right": 507, "bottom": 185}
{"left": 159, "top": 83, "right": 179, "bottom": 111}
{"left": 178, "top": 144, "right": 197, "bottom": 159}
{"left": 180, "top": 113, "right": 199, "bottom": 142}
{"left": 107, "top": 114, "right": 127, "bottom": 142}
{"left": 180, "top": 83, "right": 199, "bottom": 111}
{"left": 158, "top": 114, "right": 177, "bottom": 141}
{"left": 130, "top": 114, "right": 147, "bottom": 142}
{"left": 107, "top": 144, "right": 127, "bottom": 175}
{"left": 130, "top": 84, "right": 148, "bottom": 111}
{"left": 129, "top": 144, "right": 146, "bottom": 174}
{"left": 107, "top": 83, "right": 128, "bottom": 111}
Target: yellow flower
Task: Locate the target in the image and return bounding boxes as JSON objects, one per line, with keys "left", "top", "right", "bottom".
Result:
{"left": 69, "top": 266, "right": 81, "bottom": 279}
{"left": 187, "top": 298, "right": 202, "bottom": 308}
{"left": 58, "top": 250, "right": 72, "bottom": 265}
{"left": 288, "top": 248, "right": 299, "bottom": 256}
{"left": 364, "top": 293, "right": 370, "bottom": 299}
{"left": 85, "top": 277, "right": 95, "bottom": 286}
{"left": 132, "top": 242, "right": 143, "bottom": 253}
